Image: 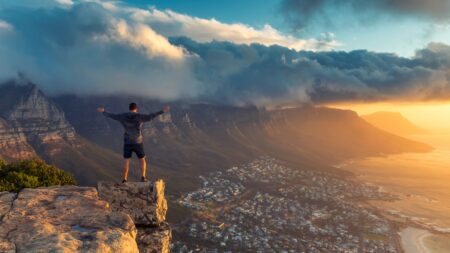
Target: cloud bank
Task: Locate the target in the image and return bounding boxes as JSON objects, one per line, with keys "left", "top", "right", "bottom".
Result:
{"left": 1, "top": 0, "right": 450, "bottom": 106}
{"left": 171, "top": 38, "right": 450, "bottom": 105}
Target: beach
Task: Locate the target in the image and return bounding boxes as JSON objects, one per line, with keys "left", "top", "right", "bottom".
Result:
{"left": 400, "top": 227, "right": 432, "bottom": 253}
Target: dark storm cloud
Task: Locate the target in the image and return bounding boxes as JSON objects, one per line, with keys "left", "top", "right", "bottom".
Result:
{"left": 281, "top": 0, "right": 450, "bottom": 29}
{"left": 1, "top": 1, "right": 450, "bottom": 106}
{"left": 172, "top": 38, "right": 450, "bottom": 105}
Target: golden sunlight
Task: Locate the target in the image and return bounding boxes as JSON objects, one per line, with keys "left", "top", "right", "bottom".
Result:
{"left": 329, "top": 102, "right": 450, "bottom": 133}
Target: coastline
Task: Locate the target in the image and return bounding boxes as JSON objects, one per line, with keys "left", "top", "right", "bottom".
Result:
{"left": 336, "top": 134, "right": 450, "bottom": 253}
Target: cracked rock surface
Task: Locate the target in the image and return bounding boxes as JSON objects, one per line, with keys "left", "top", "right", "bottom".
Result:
{"left": 0, "top": 186, "right": 138, "bottom": 253}
{"left": 98, "top": 180, "right": 168, "bottom": 226}
{"left": 0, "top": 181, "right": 171, "bottom": 253}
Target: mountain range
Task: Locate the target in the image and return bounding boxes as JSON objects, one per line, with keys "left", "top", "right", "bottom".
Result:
{"left": 0, "top": 81, "right": 432, "bottom": 195}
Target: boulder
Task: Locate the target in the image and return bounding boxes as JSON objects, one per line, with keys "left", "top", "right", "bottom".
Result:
{"left": 0, "top": 186, "right": 139, "bottom": 253}
{"left": 98, "top": 180, "right": 168, "bottom": 226}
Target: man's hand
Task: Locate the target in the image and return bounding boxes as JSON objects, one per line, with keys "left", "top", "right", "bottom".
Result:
{"left": 163, "top": 105, "right": 170, "bottom": 113}
{"left": 97, "top": 107, "right": 105, "bottom": 113}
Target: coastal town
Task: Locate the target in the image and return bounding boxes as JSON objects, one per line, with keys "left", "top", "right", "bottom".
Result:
{"left": 171, "top": 157, "right": 401, "bottom": 252}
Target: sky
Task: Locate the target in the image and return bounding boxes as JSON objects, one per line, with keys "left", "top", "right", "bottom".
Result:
{"left": 131, "top": 0, "right": 450, "bottom": 57}
{"left": 1, "top": 0, "right": 450, "bottom": 110}
{"left": 131, "top": 0, "right": 281, "bottom": 28}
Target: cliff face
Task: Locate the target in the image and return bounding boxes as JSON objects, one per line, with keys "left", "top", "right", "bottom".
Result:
{"left": 0, "top": 181, "right": 171, "bottom": 253}
{"left": 0, "top": 81, "right": 76, "bottom": 160}
{"left": 98, "top": 180, "right": 171, "bottom": 253}
{"left": 0, "top": 118, "right": 36, "bottom": 159}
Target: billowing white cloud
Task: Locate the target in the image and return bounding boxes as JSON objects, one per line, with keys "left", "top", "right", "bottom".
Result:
{"left": 56, "top": 0, "right": 74, "bottom": 6}
{"left": 0, "top": 20, "right": 12, "bottom": 31}
{"left": 0, "top": 1, "right": 198, "bottom": 100}
{"left": 129, "top": 8, "right": 340, "bottom": 51}
{"left": 113, "top": 19, "right": 185, "bottom": 60}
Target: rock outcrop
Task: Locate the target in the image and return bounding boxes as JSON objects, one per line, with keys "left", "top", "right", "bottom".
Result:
{"left": 98, "top": 181, "right": 171, "bottom": 253}
{"left": 0, "top": 181, "right": 171, "bottom": 253}
{"left": 0, "top": 186, "right": 138, "bottom": 252}
{"left": 98, "top": 180, "right": 168, "bottom": 226}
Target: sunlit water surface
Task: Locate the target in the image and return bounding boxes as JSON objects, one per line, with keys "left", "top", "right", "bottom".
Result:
{"left": 341, "top": 134, "right": 450, "bottom": 252}
{"left": 341, "top": 134, "right": 450, "bottom": 231}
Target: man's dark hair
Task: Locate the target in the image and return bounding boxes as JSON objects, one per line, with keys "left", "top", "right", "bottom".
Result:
{"left": 129, "top": 102, "right": 138, "bottom": 111}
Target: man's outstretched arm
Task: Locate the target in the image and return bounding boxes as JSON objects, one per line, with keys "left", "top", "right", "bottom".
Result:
{"left": 97, "top": 107, "right": 121, "bottom": 120}
{"left": 142, "top": 105, "right": 170, "bottom": 122}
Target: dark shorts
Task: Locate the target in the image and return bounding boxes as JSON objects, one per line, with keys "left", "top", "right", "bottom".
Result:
{"left": 123, "top": 143, "right": 146, "bottom": 159}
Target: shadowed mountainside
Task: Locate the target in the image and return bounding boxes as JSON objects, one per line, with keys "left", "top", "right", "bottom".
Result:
{"left": 54, "top": 94, "right": 432, "bottom": 194}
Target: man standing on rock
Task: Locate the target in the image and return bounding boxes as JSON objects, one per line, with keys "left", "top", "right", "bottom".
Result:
{"left": 97, "top": 103, "right": 170, "bottom": 183}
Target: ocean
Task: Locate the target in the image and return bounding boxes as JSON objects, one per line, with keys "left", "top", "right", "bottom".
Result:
{"left": 340, "top": 134, "right": 450, "bottom": 252}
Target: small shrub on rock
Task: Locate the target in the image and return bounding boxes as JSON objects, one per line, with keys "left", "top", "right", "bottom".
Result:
{"left": 0, "top": 159, "right": 76, "bottom": 192}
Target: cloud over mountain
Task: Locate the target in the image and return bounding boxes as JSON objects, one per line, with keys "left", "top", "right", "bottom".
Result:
{"left": 173, "top": 38, "right": 450, "bottom": 105}
{"left": 0, "top": 1, "right": 199, "bottom": 100}
{"left": 1, "top": 0, "right": 450, "bottom": 106}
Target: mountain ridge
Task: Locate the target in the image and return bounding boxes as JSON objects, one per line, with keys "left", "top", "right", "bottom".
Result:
{"left": 0, "top": 81, "right": 433, "bottom": 193}
{"left": 53, "top": 93, "right": 432, "bottom": 194}
{"left": 362, "top": 111, "right": 428, "bottom": 136}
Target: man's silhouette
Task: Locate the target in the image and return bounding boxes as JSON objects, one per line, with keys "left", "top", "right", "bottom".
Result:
{"left": 97, "top": 103, "right": 170, "bottom": 183}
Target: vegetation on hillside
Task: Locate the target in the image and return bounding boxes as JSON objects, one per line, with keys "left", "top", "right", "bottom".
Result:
{"left": 0, "top": 159, "right": 76, "bottom": 192}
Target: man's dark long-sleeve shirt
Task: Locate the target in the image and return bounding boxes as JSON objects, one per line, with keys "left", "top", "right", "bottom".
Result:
{"left": 103, "top": 111, "right": 164, "bottom": 144}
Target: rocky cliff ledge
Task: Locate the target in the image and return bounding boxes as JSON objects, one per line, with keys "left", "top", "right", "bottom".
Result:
{"left": 0, "top": 180, "right": 171, "bottom": 253}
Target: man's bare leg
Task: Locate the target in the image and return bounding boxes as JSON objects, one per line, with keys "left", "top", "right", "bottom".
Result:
{"left": 139, "top": 157, "right": 147, "bottom": 179}
{"left": 122, "top": 159, "right": 130, "bottom": 182}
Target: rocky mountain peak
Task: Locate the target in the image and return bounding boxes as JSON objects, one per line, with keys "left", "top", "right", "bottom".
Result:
{"left": 0, "top": 81, "right": 76, "bottom": 160}
{"left": 1, "top": 81, "right": 70, "bottom": 124}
